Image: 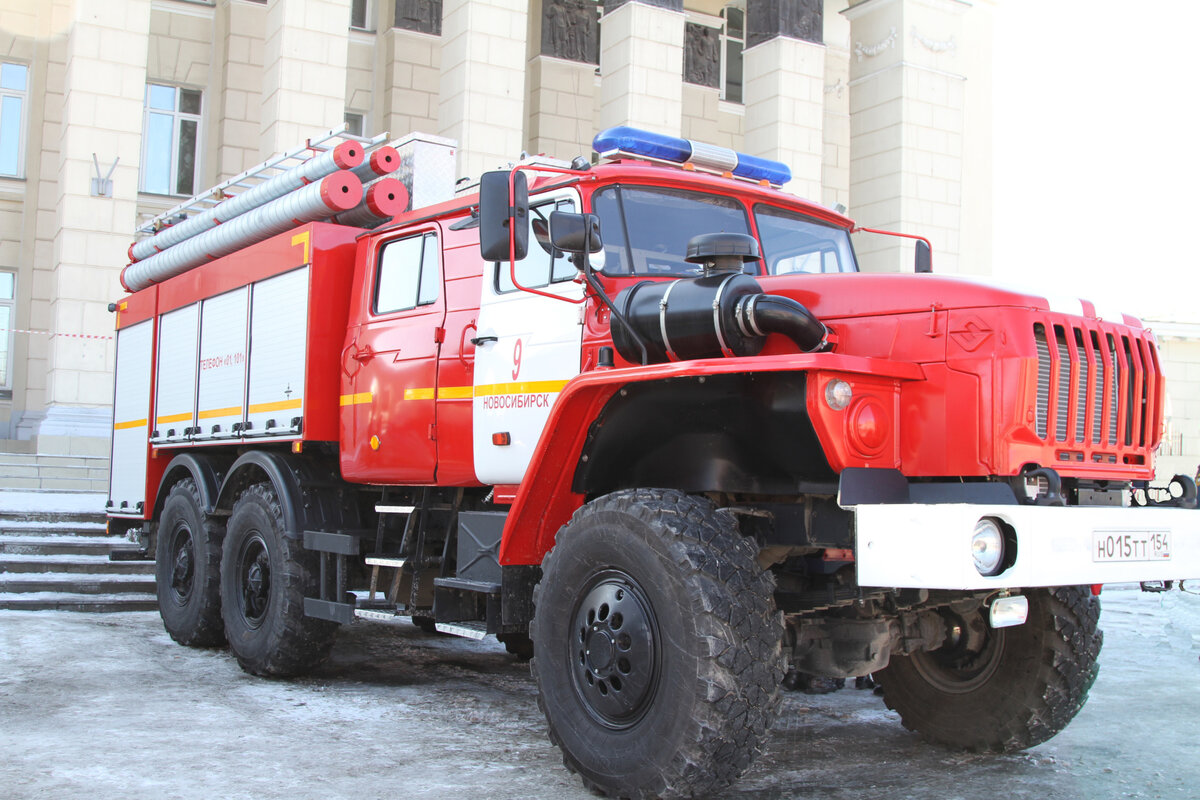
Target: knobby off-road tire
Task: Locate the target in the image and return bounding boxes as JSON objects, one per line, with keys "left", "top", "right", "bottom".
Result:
{"left": 155, "top": 478, "right": 225, "bottom": 647}
{"left": 530, "top": 489, "right": 786, "bottom": 800}
{"left": 220, "top": 483, "right": 338, "bottom": 677}
{"left": 875, "top": 586, "right": 1102, "bottom": 752}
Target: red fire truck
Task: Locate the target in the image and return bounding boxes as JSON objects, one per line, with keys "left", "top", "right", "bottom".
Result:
{"left": 107, "top": 125, "right": 1199, "bottom": 799}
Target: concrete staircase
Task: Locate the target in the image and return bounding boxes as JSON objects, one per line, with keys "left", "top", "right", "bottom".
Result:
{"left": 0, "top": 492, "right": 156, "bottom": 612}
{"left": 0, "top": 442, "right": 110, "bottom": 492}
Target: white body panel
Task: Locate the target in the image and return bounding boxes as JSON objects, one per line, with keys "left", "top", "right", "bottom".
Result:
{"left": 853, "top": 502, "right": 1200, "bottom": 590}
{"left": 246, "top": 267, "right": 309, "bottom": 436}
{"left": 109, "top": 320, "right": 154, "bottom": 515}
{"left": 472, "top": 190, "right": 584, "bottom": 485}
{"left": 195, "top": 286, "right": 249, "bottom": 440}
{"left": 152, "top": 303, "right": 199, "bottom": 444}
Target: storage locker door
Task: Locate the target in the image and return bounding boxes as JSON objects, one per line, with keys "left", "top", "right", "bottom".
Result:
{"left": 152, "top": 303, "right": 199, "bottom": 443}
{"left": 196, "top": 286, "right": 249, "bottom": 439}
{"left": 246, "top": 267, "right": 308, "bottom": 436}
{"left": 109, "top": 320, "right": 153, "bottom": 514}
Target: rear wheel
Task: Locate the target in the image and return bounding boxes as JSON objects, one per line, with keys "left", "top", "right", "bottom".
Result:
{"left": 220, "top": 483, "right": 337, "bottom": 677}
{"left": 875, "top": 586, "right": 1102, "bottom": 751}
{"left": 530, "top": 489, "right": 785, "bottom": 799}
{"left": 155, "top": 479, "right": 224, "bottom": 647}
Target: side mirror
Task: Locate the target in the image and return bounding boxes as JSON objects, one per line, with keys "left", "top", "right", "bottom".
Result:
{"left": 915, "top": 239, "right": 932, "bottom": 273}
{"left": 479, "top": 170, "right": 528, "bottom": 262}
{"left": 549, "top": 211, "right": 602, "bottom": 254}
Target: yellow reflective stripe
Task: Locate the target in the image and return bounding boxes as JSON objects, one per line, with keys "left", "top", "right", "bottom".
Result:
{"left": 438, "top": 385, "right": 473, "bottom": 400}
{"left": 155, "top": 412, "right": 192, "bottom": 425}
{"left": 198, "top": 406, "right": 242, "bottom": 420}
{"left": 474, "top": 379, "right": 570, "bottom": 396}
{"left": 248, "top": 398, "right": 303, "bottom": 414}
{"left": 113, "top": 419, "right": 147, "bottom": 431}
{"left": 404, "top": 387, "right": 435, "bottom": 401}
{"left": 291, "top": 230, "right": 311, "bottom": 264}
{"left": 339, "top": 392, "right": 373, "bottom": 406}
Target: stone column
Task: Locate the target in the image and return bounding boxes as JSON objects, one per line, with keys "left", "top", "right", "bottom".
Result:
{"left": 844, "top": 0, "right": 968, "bottom": 274}
{"left": 211, "top": 0, "right": 267, "bottom": 182}
{"left": 39, "top": 0, "right": 152, "bottom": 454}
{"left": 743, "top": 0, "right": 825, "bottom": 200}
{"left": 438, "top": 0, "right": 529, "bottom": 180}
{"left": 527, "top": 0, "right": 600, "bottom": 160}
{"left": 822, "top": 0, "right": 851, "bottom": 209}
{"left": 378, "top": 0, "right": 443, "bottom": 139}
{"left": 598, "top": 0, "right": 685, "bottom": 136}
{"left": 260, "top": 0, "right": 352, "bottom": 157}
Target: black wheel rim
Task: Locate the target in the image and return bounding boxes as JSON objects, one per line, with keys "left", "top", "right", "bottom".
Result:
{"left": 569, "top": 569, "right": 661, "bottom": 729}
{"left": 911, "top": 615, "right": 1006, "bottom": 694}
{"left": 167, "top": 525, "right": 195, "bottom": 606}
{"left": 235, "top": 532, "right": 271, "bottom": 628}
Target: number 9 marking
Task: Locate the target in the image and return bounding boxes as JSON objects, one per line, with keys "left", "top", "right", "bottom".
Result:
{"left": 512, "top": 338, "right": 523, "bottom": 381}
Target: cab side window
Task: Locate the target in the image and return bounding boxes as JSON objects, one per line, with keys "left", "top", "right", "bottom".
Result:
{"left": 496, "top": 199, "right": 576, "bottom": 293}
{"left": 375, "top": 233, "right": 439, "bottom": 314}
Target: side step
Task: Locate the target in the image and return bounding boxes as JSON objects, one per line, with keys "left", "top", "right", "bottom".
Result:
{"left": 302, "top": 530, "right": 365, "bottom": 624}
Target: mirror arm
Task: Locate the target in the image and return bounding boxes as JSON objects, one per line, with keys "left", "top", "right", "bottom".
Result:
{"left": 852, "top": 226, "right": 934, "bottom": 273}
{"left": 503, "top": 166, "right": 586, "bottom": 305}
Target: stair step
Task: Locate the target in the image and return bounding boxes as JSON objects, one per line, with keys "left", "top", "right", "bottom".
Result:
{"left": 0, "top": 535, "right": 127, "bottom": 556}
{"left": 0, "top": 555, "right": 154, "bottom": 575}
{"left": 434, "top": 620, "right": 490, "bottom": 639}
{"left": 0, "top": 592, "right": 158, "bottom": 612}
{"left": 0, "top": 522, "right": 110, "bottom": 537}
{"left": 0, "top": 573, "right": 156, "bottom": 594}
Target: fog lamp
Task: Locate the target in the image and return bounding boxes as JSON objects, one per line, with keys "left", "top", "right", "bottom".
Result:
{"left": 972, "top": 518, "right": 1006, "bottom": 576}
{"left": 825, "top": 379, "right": 853, "bottom": 411}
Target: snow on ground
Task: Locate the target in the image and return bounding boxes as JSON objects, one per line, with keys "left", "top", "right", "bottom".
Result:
{"left": 0, "top": 585, "right": 1196, "bottom": 800}
{"left": 0, "top": 490, "right": 107, "bottom": 514}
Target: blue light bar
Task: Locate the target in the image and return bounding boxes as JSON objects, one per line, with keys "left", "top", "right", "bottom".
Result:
{"left": 592, "top": 126, "right": 792, "bottom": 186}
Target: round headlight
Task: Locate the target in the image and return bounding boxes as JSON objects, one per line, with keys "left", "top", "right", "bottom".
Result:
{"left": 972, "top": 518, "right": 1006, "bottom": 576}
{"left": 825, "top": 379, "right": 853, "bottom": 411}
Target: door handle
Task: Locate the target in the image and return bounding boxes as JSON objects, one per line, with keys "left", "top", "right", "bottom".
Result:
{"left": 352, "top": 346, "right": 376, "bottom": 362}
{"left": 470, "top": 335, "right": 498, "bottom": 346}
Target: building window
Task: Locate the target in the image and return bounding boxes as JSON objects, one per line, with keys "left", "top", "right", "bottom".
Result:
{"left": 721, "top": 5, "right": 744, "bottom": 104}
{"left": 350, "top": 0, "right": 373, "bottom": 30}
{"left": 141, "top": 84, "right": 202, "bottom": 196}
{"left": 1, "top": 62, "right": 28, "bottom": 178}
{"left": 0, "top": 271, "right": 14, "bottom": 390}
{"left": 344, "top": 112, "right": 365, "bottom": 137}
{"left": 394, "top": 0, "right": 442, "bottom": 36}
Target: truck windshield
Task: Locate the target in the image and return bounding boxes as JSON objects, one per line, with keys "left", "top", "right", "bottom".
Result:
{"left": 754, "top": 204, "right": 857, "bottom": 274}
{"left": 592, "top": 185, "right": 749, "bottom": 276}
{"left": 592, "top": 185, "right": 856, "bottom": 276}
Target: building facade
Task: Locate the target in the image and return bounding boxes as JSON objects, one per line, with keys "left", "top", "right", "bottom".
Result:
{"left": 0, "top": 0, "right": 1195, "bottom": 484}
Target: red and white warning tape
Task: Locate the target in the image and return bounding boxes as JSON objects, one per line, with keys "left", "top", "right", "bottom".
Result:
{"left": 0, "top": 327, "right": 113, "bottom": 341}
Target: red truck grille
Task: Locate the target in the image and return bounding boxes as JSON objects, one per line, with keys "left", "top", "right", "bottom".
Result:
{"left": 1033, "top": 321, "right": 1159, "bottom": 449}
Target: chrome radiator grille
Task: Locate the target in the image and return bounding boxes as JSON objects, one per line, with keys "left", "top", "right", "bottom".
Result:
{"left": 1032, "top": 322, "right": 1158, "bottom": 449}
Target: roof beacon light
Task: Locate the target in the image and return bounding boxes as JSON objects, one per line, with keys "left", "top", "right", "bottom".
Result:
{"left": 592, "top": 126, "right": 792, "bottom": 186}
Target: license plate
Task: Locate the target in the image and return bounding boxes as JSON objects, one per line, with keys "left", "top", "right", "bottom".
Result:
{"left": 1092, "top": 530, "right": 1171, "bottom": 562}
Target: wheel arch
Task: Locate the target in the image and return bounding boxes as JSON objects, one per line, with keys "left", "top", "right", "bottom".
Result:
{"left": 153, "top": 452, "right": 232, "bottom": 521}
{"left": 215, "top": 449, "right": 363, "bottom": 540}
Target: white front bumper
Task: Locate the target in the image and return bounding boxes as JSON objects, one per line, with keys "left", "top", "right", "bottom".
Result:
{"left": 853, "top": 503, "right": 1200, "bottom": 590}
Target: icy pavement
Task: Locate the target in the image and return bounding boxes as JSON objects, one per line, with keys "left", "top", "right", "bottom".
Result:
{"left": 0, "top": 584, "right": 1197, "bottom": 800}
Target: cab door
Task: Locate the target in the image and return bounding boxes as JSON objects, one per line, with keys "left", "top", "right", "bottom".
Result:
{"left": 473, "top": 190, "right": 584, "bottom": 485}
{"left": 343, "top": 229, "right": 444, "bottom": 483}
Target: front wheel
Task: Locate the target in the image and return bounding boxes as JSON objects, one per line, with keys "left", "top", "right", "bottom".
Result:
{"left": 875, "top": 586, "right": 1102, "bottom": 751}
{"left": 530, "top": 489, "right": 785, "bottom": 799}
{"left": 220, "top": 483, "right": 337, "bottom": 677}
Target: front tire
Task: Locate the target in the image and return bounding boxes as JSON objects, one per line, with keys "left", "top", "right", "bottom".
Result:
{"left": 220, "top": 483, "right": 337, "bottom": 677}
{"left": 530, "top": 489, "right": 785, "bottom": 799}
{"left": 155, "top": 478, "right": 225, "bottom": 647}
{"left": 875, "top": 586, "right": 1102, "bottom": 751}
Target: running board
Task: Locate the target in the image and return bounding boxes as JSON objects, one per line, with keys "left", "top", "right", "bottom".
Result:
{"left": 435, "top": 621, "right": 489, "bottom": 639}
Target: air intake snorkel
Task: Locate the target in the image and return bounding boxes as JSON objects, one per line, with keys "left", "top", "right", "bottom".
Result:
{"left": 610, "top": 233, "right": 828, "bottom": 364}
